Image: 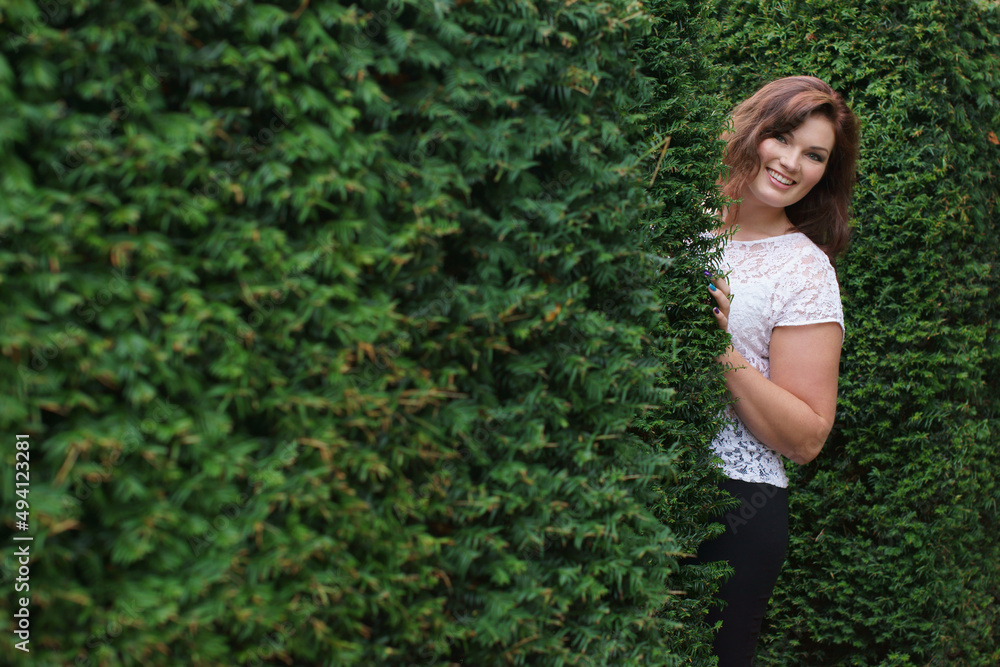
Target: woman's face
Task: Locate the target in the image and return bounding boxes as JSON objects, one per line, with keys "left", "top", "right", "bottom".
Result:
{"left": 746, "top": 113, "right": 835, "bottom": 210}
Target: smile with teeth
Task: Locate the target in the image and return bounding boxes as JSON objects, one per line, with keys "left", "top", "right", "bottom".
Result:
{"left": 767, "top": 168, "right": 795, "bottom": 186}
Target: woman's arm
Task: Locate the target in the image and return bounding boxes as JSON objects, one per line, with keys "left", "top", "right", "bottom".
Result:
{"left": 709, "top": 277, "right": 842, "bottom": 464}
{"left": 716, "top": 324, "right": 841, "bottom": 464}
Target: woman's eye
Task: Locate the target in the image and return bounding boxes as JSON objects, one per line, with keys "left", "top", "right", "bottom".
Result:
{"left": 808, "top": 153, "right": 824, "bottom": 162}
{"left": 775, "top": 134, "right": 787, "bottom": 143}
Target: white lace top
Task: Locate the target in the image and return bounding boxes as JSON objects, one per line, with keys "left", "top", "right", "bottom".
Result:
{"left": 710, "top": 232, "right": 844, "bottom": 488}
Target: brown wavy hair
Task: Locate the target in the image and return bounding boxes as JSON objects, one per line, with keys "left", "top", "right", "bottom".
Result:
{"left": 722, "top": 76, "right": 860, "bottom": 259}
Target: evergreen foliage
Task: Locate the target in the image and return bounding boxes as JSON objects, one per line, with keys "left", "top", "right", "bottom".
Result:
{"left": 1, "top": 0, "right": 998, "bottom": 664}
{"left": 0, "top": 0, "right": 713, "bottom": 664}
{"left": 628, "top": 0, "right": 738, "bottom": 661}
{"left": 706, "top": 0, "right": 1000, "bottom": 663}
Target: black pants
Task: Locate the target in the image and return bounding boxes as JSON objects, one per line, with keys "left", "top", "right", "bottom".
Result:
{"left": 695, "top": 477, "right": 789, "bottom": 667}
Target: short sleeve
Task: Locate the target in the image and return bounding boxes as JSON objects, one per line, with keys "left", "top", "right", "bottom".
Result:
{"left": 774, "top": 248, "right": 844, "bottom": 337}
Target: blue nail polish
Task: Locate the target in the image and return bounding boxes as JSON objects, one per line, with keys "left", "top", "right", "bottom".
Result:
{"left": 709, "top": 283, "right": 717, "bottom": 291}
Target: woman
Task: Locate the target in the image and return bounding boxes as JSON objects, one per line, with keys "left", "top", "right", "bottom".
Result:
{"left": 697, "top": 76, "right": 860, "bottom": 665}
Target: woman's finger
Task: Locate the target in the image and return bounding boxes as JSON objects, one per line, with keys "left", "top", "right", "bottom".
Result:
{"left": 705, "top": 271, "right": 731, "bottom": 297}
{"left": 712, "top": 305, "right": 729, "bottom": 331}
{"left": 708, "top": 281, "right": 730, "bottom": 316}
{"left": 704, "top": 270, "right": 732, "bottom": 330}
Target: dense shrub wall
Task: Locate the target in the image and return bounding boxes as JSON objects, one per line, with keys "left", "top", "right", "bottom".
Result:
{"left": 707, "top": 0, "right": 1000, "bottom": 664}
{"left": 629, "top": 0, "right": 736, "bottom": 661}
{"left": 0, "top": 0, "right": 727, "bottom": 665}
{"left": 4, "top": 0, "right": 997, "bottom": 664}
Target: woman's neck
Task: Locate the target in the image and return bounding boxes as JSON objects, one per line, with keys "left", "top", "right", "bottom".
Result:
{"left": 721, "top": 199, "right": 796, "bottom": 241}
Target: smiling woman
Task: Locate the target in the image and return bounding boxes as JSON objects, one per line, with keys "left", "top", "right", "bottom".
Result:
{"left": 695, "top": 76, "right": 860, "bottom": 666}
{"left": 747, "top": 114, "right": 834, "bottom": 218}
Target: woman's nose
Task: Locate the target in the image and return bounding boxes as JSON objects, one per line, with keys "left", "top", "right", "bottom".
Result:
{"left": 778, "top": 151, "right": 799, "bottom": 172}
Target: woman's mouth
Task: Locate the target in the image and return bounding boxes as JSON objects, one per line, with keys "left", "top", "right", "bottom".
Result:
{"left": 767, "top": 168, "right": 795, "bottom": 187}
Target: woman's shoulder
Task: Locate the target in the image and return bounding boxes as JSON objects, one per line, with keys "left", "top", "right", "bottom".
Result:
{"left": 785, "top": 233, "right": 836, "bottom": 270}
{"left": 775, "top": 234, "right": 842, "bottom": 305}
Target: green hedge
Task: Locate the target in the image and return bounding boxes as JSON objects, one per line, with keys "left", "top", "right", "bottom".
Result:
{"left": 3, "top": 0, "right": 997, "bottom": 664}
{"left": 0, "top": 0, "right": 723, "bottom": 664}
{"left": 707, "top": 0, "right": 1000, "bottom": 664}
{"left": 628, "top": 0, "right": 737, "bottom": 661}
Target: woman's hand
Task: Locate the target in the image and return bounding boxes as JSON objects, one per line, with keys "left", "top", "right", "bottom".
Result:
{"left": 706, "top": 271, "right": 732, "bottom": 331}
